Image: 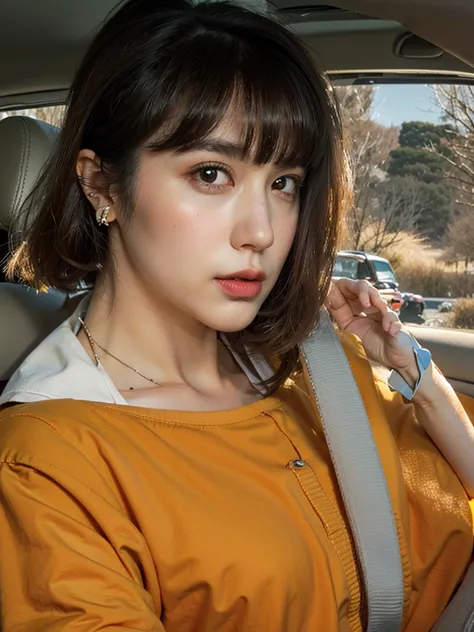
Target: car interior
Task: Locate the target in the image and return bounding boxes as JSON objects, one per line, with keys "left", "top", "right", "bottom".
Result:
{"left": 0, "top": 0, "right": 473, "bottom": 396}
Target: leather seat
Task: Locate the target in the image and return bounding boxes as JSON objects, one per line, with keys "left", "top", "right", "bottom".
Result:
{"left": 0, "top": 116, "right": 72, "bottom": 384}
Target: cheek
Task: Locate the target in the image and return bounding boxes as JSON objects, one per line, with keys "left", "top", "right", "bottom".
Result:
{"left": 132, "top": 176, "right": 204, "bottom": 244}
{"left": 125, "top": 176, "right": 223, "bottom": 279}
{"left": 274, "top": 211, "right": 299, "bottom": 261}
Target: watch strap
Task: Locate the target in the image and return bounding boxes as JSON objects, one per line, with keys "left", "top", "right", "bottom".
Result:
{"left": 387, "top": 333, "right": 432, "bottom": 400}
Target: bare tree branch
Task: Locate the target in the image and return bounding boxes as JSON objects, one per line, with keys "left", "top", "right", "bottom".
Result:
{"left": 335, "top": 86, "right": 399, "bottom": 250}
{"left": 366, "top": 177, "right": 427, "bottom": 252}
{"left": 445, "top": 211, "right": 474, "bottom": 271}
{"left": 430, "top": 85, "right": 474, "bottom": 209}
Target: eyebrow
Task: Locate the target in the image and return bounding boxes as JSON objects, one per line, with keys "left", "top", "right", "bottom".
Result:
{"left": 172, "top": 138, "right": 304, "bottom": 170}
{"left": 183, "top": 139, "right": 245, "bottom": 160}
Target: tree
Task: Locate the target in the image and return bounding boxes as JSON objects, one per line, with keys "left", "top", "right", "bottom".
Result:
{"left": 335, "top": 86, "right": 399, "bottom": 249}
{"left": 434, "top": 85, "right": 474, "bottom": 211}
{"left": 387, "top": 147, "right": 448, "bottom": 184}
{"left": 445, "top": 211, "right": 474, "bottom": 272}
{"left": 386, "top": 121, "right": 455, "bottom": 237}
{"left": 414, "top": 182, "right": 455, "bottom": 236}
{"left": 398, "top": 120, "right": 455, "bottom": 151}
{"left": 356, "top": 177, "right": 428, "bottom": 253}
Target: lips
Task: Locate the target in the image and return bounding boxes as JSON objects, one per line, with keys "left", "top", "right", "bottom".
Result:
{"left": 217, "top": 269, "right": 266, "bottom": 282}
{"left": 215, "top": 279, "right": 262, "bottom": 298}
{"left": 215, "top": 270, "right": 265, "bottom": 299}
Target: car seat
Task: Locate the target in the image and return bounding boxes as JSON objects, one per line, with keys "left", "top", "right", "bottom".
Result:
{"left": 0, "top": 115, "right": 75, "bottom": 388}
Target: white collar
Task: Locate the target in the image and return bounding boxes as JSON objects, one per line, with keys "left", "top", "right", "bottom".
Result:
{"left": 0, "top": 296, "right": 273, "bottom": 406}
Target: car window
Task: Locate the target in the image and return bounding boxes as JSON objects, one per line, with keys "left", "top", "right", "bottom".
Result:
{"left": 336, "top": 82, "right": 474, "bottom": 332}
{"left": 371, "top": 260, "right": 396, "bottom": 283}
{"left": 0, "top": 105, "right": 66, "bottom": 127}
{"left": 1, "top": 94, "right": 473, "bottom": 333}
{"left": 334, "top": 256, "right": 359, "bottom": 279}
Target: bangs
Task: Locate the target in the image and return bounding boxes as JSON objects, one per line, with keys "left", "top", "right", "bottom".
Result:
{"left": 143, "top": 26, "right": 326, "bottom": 169}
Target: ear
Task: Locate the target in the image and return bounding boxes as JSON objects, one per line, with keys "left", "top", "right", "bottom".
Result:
{"left": 76, "top": 149, "right": 117, "bottom": 224}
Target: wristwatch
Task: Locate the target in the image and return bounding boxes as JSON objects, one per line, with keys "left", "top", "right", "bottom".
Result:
{"left": 387, "top": 332, "right": 432, "bottom": 401}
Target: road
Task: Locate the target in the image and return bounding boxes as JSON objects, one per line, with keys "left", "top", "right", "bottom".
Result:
{"left": 422, "top": 308, "right": 444, "bottom": 326}
{"left": 400, "top": 297, "right": 455, "bottom": 327}
{"left": 423, "top": 298, "right": 455, "bottom": 310}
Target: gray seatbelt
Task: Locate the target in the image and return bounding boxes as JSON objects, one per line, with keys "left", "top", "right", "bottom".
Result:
{"left": 300, "top": 310, "right": 404, "bottom": 632}
{"left": 431, "top": 562, "right": 474, "bottom": 632}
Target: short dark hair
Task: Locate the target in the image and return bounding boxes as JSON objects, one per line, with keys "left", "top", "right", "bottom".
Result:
{"left": 9, "top": 0, "right": 351, "bottom": 393}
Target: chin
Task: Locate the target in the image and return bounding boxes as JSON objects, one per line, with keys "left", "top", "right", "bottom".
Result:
{"left": 201, "top": 302, "right": 261, "bottom": 334}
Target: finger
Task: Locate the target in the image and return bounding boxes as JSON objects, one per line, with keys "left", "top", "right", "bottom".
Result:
{"left": 389, "top": 321, "right": 403, "bottom": 338}
{"left": 326, "top": 281, "right": 360, "bottom": 329}
{"left": 366, "top": 284, "right": 390, "bottom": 314}
{"left": 355, "top": 281, "right": 373, "bottom": 310}
{"left": 326, "top": 279, "right": 352, "bottom": 310}
{"left": 382, "top": 310, "right": 401, "bottom": 336}
{"left": 334, "top": 279, "right": 372, "bottom": 307}
{"left": 327, "top": 279, "right": 383, "bottom": 330}
{"left": 336, "top": 279, "right": 389, "bottom": 315}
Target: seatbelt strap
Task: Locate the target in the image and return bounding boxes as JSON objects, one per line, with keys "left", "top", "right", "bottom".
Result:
{"left": 300, "top": 310, "right": 404, "bottom": 632}
{"left": 431, "top": 562, "right": 474, "bottom": 632}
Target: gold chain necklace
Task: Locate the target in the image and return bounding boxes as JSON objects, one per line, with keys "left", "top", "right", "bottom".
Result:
{"left": 78, "top": 317, "right": 161, "bottom": 388}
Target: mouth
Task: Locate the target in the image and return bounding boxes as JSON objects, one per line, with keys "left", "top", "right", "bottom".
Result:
{"left": 215, "top": 270, "right": 266, "bottom": 299}
{"left": 218, "top": 269, "right": 266, "bottom": 282}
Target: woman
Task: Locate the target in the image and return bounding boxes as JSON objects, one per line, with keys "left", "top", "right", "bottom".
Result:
{"left": 0, "top": 1, "right": 473, "bottom": 630}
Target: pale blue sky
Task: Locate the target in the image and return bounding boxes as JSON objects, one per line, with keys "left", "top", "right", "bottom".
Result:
{"left": 371, "top": 84, "right": 444, "bottom": 127}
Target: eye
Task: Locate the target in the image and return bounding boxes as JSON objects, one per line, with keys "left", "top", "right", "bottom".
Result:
{"left": 189, "top": 163, "right": 233, "bottom": 191}
{"left": 272, "top": 176, "right": 302, "bottom": 198}
{"left": 199, "top": 167, "right": 227, "bottom": 184}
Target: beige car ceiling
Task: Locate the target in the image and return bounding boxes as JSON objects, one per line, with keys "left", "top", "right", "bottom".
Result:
{"left": 0, "top": 0, "right": 474, "bottom": 106}
{"left": 334, "top": 0, "right": 474, "bottom": 69}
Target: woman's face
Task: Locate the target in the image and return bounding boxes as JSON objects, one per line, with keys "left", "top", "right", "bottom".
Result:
{"left": 110, "top": 121, "right": 303, "bottom": 333}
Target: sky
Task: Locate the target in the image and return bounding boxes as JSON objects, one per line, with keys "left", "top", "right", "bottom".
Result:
{"left": 371, "top": 84, "right": 444, "bottom": 127}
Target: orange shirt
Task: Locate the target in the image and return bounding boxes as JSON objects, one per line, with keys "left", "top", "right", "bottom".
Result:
{"left": 0, "top": 333, "right": 472, "bottom": 632}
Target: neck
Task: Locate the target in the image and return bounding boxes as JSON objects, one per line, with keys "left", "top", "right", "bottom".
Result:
{"left": 79, "top": 271, "right": 237, "bottom": 394}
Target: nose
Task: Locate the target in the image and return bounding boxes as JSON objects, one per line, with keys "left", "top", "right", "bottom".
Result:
{"left": 230, "top": 183, "right": 274, "bottom": 253}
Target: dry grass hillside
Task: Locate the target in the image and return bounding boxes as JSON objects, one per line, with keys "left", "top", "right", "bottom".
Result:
{"left": 382, "top": 233, "right": 473, "bottom": 273}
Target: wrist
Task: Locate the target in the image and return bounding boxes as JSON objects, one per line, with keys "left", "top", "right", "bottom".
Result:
{"left": 411, "top": 362, "right": 442, "bottom": 408}
{"left": 395, "top": 362, "right": 420, "bottom": 391}
{"left": 387, "top": 332, "right": 432, "bottom": 401}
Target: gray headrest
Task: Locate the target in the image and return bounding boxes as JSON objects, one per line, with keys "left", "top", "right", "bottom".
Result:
{"left": 0, "top": 116, "right": 59, "bottom": 230}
